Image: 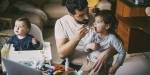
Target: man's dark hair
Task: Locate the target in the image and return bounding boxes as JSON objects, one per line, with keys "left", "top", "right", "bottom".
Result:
{"left": 65, "top": 0, "right": 88, "bottom": 15}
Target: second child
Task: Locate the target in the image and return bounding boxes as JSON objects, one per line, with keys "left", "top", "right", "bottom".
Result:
{"left": 7, "top": 17, "right": 40, "bottom": 51}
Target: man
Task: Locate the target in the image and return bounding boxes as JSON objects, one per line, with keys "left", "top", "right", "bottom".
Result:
{"left": 55, "top": 0, "right": 116, "bottom": 74}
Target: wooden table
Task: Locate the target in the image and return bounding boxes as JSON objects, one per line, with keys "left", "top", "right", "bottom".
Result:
{"left": 117, "top": 16, "right": 150, "bottom": 53}
{"left": 116, "top": 0, "right": 149, "bottom": 17}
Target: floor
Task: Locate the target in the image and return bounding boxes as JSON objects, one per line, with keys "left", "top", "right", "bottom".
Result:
{"left": 116, "top": 53, "right": 150, "bottom": 75}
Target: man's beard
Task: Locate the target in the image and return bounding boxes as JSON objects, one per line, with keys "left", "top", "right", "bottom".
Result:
{"left": 76, "top": 19, "right": 89, "bottom": 25}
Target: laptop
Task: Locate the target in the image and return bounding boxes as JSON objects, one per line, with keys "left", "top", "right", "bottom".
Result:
{"left": 2, "top": 58, "right": 43, "bottom": 75}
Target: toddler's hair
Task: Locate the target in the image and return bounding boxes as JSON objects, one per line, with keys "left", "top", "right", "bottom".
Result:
{"left": 95, "top": 9, "right": 117, "bottom": 33}
{"left": 16, "top": 17, "right": 31, "bottom": 30}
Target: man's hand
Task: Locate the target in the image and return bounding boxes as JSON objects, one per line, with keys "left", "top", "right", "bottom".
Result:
{"left": 92, "top": 46, "right": 116, "bottom": 73}
{"left": 55, "top": 26, "right": 89, "bottom": 58}
{"left": 86, "top": 43, "right": 100, "bottom": 50}
{"left": 92, "top": 51, "right": 109, "bottom": 73}
{"left": 74, "top": 26, "right": 88, "bottom": 41}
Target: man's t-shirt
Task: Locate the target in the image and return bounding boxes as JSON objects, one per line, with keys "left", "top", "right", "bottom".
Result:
{"left": 55, "top": 15, "right": 91, "bottom": 59}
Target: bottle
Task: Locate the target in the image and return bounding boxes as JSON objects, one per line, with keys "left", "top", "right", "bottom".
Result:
{"left": 47, "top": 69, "right": 52, "bottom": 75}
{"left": 65, "top": 58, "right": 69, "bottom": 71}
{"left": 77, "top": 70, "right": 83, "bottom": 75}
{"left": 135, "top": 0, "right": 139, "bottom": 5}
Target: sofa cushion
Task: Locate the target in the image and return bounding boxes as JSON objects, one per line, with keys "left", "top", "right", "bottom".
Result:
{"left": 22, "top": 13, "right": 44, "bottom": 30}
{"left": 43, "top": 4, "right": 68, "bottom": 19}
{"left": 14, "top": 1, "right": 49, "bottom": 30}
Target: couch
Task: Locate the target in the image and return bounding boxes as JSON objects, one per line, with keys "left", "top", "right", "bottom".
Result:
{"left": 0, "top": 0, "right": 68, "bottom": 30}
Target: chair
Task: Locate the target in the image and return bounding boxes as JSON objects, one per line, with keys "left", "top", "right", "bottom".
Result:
{"left": 1, "top": 24, "right": 52, "bottom": 73}
{"left": 29, "top": 24, "right": 44, "bottom": 49}
{"left": 61, "top": 59, "right": 81, "bottom": 71}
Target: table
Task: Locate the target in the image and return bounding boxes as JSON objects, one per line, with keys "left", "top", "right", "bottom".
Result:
{"left": 117, "top": 16, "right": 150, "bottom": 53}
{"left": 116, "top": 0, "right": 148, "bottom": 17}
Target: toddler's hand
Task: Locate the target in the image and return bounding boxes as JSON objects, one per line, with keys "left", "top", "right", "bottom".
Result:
{"left": 32, "top": 38, "right": 38, "bottom": 44}
{"left": 86, "top": 43, "right": 100, "bottom": 50}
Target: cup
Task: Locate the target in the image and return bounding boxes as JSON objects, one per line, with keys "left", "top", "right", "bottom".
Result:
{"left": 135, "top": 0, "right": 139, "bottom": 5}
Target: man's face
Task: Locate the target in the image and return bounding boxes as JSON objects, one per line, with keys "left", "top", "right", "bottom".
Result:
{"left": 73, "top": 8, "right": 89, "bottom": 24}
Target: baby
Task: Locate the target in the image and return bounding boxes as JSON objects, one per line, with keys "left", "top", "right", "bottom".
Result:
{"left": 7, "top": 17, "right": 40, "bottom": 51}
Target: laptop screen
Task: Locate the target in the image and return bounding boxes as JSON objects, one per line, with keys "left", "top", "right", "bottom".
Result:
{"left": 2, "top": 58, "right": 43, "bottom": 75}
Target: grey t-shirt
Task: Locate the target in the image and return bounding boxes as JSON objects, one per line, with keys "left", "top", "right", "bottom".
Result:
{"left": 84, "top": 32, "right": 126, "bottom": 66}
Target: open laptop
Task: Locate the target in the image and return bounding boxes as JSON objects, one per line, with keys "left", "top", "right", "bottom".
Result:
{"left": 2, "top": 58, "right": 43, "bottom": 75}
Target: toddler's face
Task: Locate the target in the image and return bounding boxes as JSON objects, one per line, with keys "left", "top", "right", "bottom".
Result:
{"left": 14, "top": 20, "right": 29, "bottom": 36}
{"left": 94, "top": 16, "right": 107, "bottom": 33}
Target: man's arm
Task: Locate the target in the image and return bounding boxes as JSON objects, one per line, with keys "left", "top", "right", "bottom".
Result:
{"left": 56, "top": 37, "right": 79, "bottom": 58}
{"left": 55, "top": 26, "right": 88, "bottom": 59}
{"left": 93, "top": 46, "right": 117, "bottom": 72}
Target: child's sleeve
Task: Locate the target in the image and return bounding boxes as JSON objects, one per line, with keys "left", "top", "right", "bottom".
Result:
{"left": 110, "top": 35, "right": 126, "bottom": 66}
